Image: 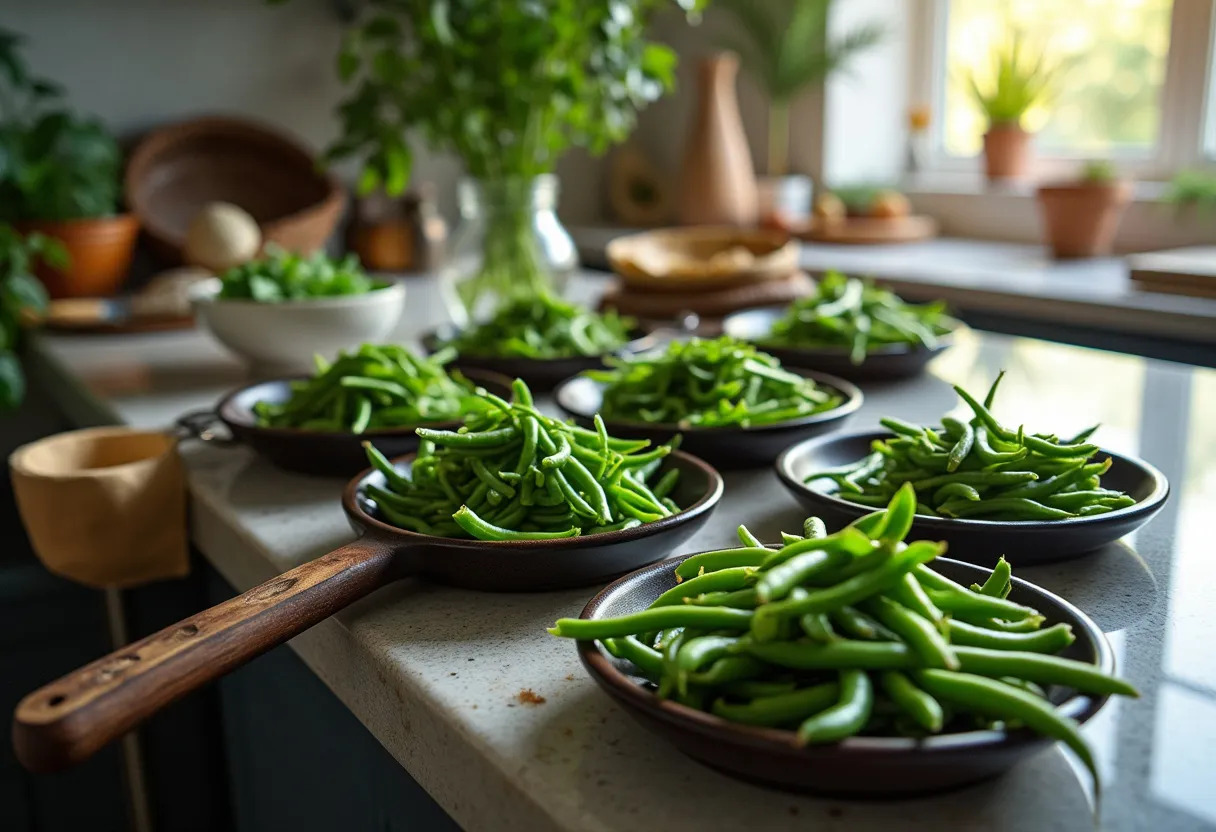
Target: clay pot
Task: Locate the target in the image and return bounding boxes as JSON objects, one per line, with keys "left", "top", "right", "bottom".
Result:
{"left": 677, "top": 53, "right": 758, "bottom": 227}
{"left": 1036, "top": 181, "right": 1132, "bottom": 259}
{"left": 20, "top": 215, "right": 140, "bottom": 299}
{"left": 983, "top": 124, "right": 1032, "bottom": 181}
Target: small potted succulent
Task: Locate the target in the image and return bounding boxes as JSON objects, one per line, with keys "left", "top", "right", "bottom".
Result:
{"left": 0, "top": 29, "right": 136, "bottom": 298}
{"left": 964, "top": 31, "right": 1062, "bottom": 181}
{"left": 0, "top": 224, "right": 65, "bottom": 409}
{"left": 720, "top": 0, "right": 883, "bottom": 224}
{"left": 1036, "top": 161, "right": 1132, "bottom": 259}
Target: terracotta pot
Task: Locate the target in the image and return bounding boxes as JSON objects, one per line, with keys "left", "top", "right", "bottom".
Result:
{"left": 19, "top": 215, "right": 140, "bottom": 299}
{"left": 677, "top": 53, "right": 758, "bottom": 227}
{"left": 982, "top": 124, "right": 1032, "bottom": 181}
{"left": 1036, "top": 181, "right": 1132, "bottom": 259}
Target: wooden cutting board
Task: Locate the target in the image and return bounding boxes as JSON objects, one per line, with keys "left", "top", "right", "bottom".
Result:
{"left": 1128, "top": 247, "right": 1216, "bottom": 299}
{"left": 794, "top": 215, "right": 938, "bottom": 245}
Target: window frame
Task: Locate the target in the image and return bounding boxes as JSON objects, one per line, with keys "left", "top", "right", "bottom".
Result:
{"left": 908, "top": 0, "right": 1216, "bottom": 180}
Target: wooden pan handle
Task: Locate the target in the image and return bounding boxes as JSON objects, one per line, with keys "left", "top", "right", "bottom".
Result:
{"left": 13, "top": 536, "right": 401, "bottom": 773}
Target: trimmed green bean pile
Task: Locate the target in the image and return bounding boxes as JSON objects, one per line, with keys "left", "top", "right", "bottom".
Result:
{"left": 442, "top": 292, "right": 633, "bottom": 359}
{"left": 806, "top": 372, "right": 1135, "bottom": 521}
{"left": 548, "top": 483, "right": 1138, "bottom": 795}
{"left": 362, "top": 378, "right": 681, "bottom": 539}
{"left": 218, "top": 247, "right": 384, "bottom": 300}
{"left": 764, "top": 271, "right": 955, "bottom": 364}
{"left": 253, "top": 344, "right": 486, "bottom": 433}
{"left": 584, "top": 336, "right": 845, "bottom": 429}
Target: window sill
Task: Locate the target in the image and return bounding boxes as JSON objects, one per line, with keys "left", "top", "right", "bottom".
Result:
{"left": 901, "top": 172, "right": 1171, "bottom": 203}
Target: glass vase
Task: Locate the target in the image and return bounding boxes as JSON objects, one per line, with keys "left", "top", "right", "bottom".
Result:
{"left": 439, "top": 175, "right": 577, "bottom": 325}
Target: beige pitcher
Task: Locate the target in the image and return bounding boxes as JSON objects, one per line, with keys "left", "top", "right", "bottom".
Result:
{"left": 677, "top": 53, "right": 759, "bottom": 227}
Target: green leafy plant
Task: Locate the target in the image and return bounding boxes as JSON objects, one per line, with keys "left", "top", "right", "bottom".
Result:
{"left": 0, "top": 224, "right": 65, "bottom": 409}
{"left": 1080, "top": 160, "right": 1118, "bottom": 184}
{"left": 0, "top": 29, "right": 121, "bottom": 222}
{"left": 217, "top": 247, "right": 386, "bottom": 301}
{"left": 964, "top": 30, "right": 1063, "bottom": 129}
{"left": 1164, "top": 169, "right": 1216, "bottom": 213}
{"left": 278, "top": 0, "right": 703, "bottom": 316}
{"left": 719, "top": 0, "right": 883, "bottom": 176}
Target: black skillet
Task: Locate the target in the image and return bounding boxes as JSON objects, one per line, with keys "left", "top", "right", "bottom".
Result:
{"left": 777, "top": 430, "right": 1169, "bottom": 565}
{"left": 553, "top": 368, "right": 863, "bottom": 469}
{"left": 576, "top": 554, "right": 1114, "bottom": 796}
{"left": 12, "top": 450, "right": 724, "bottom": 774}
{"left": 179, "top": 368, "right": 512, "bottom": 477}
{"left": 721, "top": 305, "right": 956, "bottom": 381}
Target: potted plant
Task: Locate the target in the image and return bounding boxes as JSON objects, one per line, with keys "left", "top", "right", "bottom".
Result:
{"left": 313, "top": 0, "right": 704, "bottom": 323}
{"left": 0, "top": 224, "right": 65, "bottom": 409}
{"left": 964, "top": 31, "right": 1062, "bottom": 181}
{"left": 1036, "top": 161, "right": 1132, "bottom": 259}
{"left": 0, "top": 30, "right": 136, "bottom": 299}
{"left": 720, "top": 0, "right": 883, "bottom": 224}
{"left": 1164, "top": 169, "right": 1216, "bottom": 213}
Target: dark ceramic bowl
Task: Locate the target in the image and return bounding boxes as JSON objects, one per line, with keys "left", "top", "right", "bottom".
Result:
{"left": 721, "top": 306, "right": 956, "bottom": 381}
{"left": 342, "top": 449, "right": 725, "bottom": 591}
{"left": 776, "top": 430, "right": 1169, "bottom": 565}
{"left": 553, "top": 369, "right": 863, "bottom": 469}
{"left": 422, "top": 326, "right": 656, "bottom": 392}
{"left": 576, "top": 554, "right": 1114, "bottom": 796}
{"left": 212, "top": 368, "right": 512, "bottom": 477}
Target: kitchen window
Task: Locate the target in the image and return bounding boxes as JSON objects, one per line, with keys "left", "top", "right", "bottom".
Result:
{"left": 912, "top": 0, "right": 1216, "bottom": 178}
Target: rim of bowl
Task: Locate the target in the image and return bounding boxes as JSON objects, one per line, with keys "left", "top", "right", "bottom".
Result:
{"left": 775, "top": 429, "right": 1171, "bottom": 530}
{"left": 577, "top": 553, "right": 1114, "bottom": 755}
{"left": 554, "top": 368, "right": 864, "bottom": 436}
{"left": 215, "top": 368, "right": 515, "bottom": 440}
{"left": 342, "top": 448, "right": 725, "bottom": 549}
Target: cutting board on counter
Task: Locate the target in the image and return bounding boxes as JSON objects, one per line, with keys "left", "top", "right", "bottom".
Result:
{"left": 1128, "top": 246, "right": 1216, "bottom": 298}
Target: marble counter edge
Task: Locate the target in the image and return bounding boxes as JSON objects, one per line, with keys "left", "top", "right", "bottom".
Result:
{"left": 23, "top": 339, "right": 575, "bottom": 832}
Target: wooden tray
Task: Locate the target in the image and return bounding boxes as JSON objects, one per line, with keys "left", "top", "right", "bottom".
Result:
{"left": 795, "top": 215, "right": 938, "bottom": 245}
{"left": 42, "top": 298, "right": 195, "bottom": 334}
{"left": 1128, "top": 247, "right": 1216, "bottom": 299}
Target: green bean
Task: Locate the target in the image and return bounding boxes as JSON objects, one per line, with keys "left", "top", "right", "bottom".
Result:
{"left": 650, "top": 567, "right": 756, "bottom": 608}
{"left": 603, "top": 636, "right": 662, "bottom": 679}
{"left": 416, "top": 425, "right": 519, "bottom": 447}
{"left": 943, "top": 417, "right": 975, "bottom": 472}
{"left": 828, "top": 606, "right": 901, "bottom": 641}
{"left": 880, "top": 671, "right": 943, "bottom": 732}
{"left": 796, "top": 670, "right": 873, "bottom": 744}
{"left": 722, "top": 680, "right": 799, "bottom": 698}
{"left": 736, "top": 525, "right": 763, "bottom": 548}
{"left": 744, "top": 639, "right": 915, "bottom": 670}
{"left": 976, "top": 557, "right": 1012, "bottom": 597}
{"left": 953, "top": 646, "right": 1139, "bottom": 696}
{"left": 800, "top": 611, "right": 837, "bottom": 643}
{"left": 939, "top": 496, "right": 1075, "bottom": 521}
{"left": 804, "top": 517, "right": 827, "bottom": 539}
{"left": 927, "top": 588, "right": 1038, "bottom": 622}
{"left": 548, "top": 606, "right": 753, "bottom": 640}
{"left": 676, "top": 635, "right": 741, "bottom": 693}
{"left": 887, "top": 571, "right": 944, "bottom": 625}
{"left": 711, "top": 683, "right": 840, "bottom": 727}
{"left": 453, "top": 506, "right": 579, "bottom": 541}
{"left": 755, "top": 548, "right": 844, "bottom": 603}
{"left": 915, "top": 669, "right": 1100, "bottom": 794}
{"left": 689, "top": 656, "right": 766, "bottom": 686}
{"left": 674, "top": 547, "right": 771, "bottom": 581}
{"left": 947, "top": 619, "right": 1075, "bottom": 653}
{"left": 933, "top": 482, "right": 981, "bottom": 504}
{"left": 863, "top": 596, "right": 959, "bottom": 670}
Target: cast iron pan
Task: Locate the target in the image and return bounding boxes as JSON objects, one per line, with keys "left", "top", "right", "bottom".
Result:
{"left": 422, "top": 326, "right": 657, "bottom": 392}
{"left": 181, "top": 368, "right": 512, "bottom": 477}
{"left": 721, "top": 306, "right": 956, "bottom": 381}
{"left": 12, "top": 451, "right": 723, "bottom": 774}
{"left": 576, "top": 554, "right": 1114, "bottom": 796}
{"left": 553, "top": 368, "right": 863, "bottom": 469}
{"left": 776, "top": 430, "right": 1169, "bottom": 565}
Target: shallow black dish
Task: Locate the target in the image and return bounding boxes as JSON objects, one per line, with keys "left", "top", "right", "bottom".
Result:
{"left": 776, "top": 430, "right": 1169, "bottom": 564}
{"left": 721, "top": 305, "right": 955, "bottom": 381}
{"left": 553, "top": 368, "right": 863, "bottom": 469}
{"left": 423, "top": 326, "right": 654, "bottom": 392}
{"left": 345, "top": 449, "right": 725, "bottom": 591}
{"left": 576, "top": 554, "right": 1113, "bottom": 796}
{"left": 188, "top": 368, "right": 512, "bottom": 477}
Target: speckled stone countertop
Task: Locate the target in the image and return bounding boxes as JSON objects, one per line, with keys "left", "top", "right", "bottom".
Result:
{"left": 27, "top": 276, "right": 1216, "bottom": 831}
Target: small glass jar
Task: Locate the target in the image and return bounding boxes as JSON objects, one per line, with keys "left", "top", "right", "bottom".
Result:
{"left": 439, "top": 175, "right": 577, "bottom": 325}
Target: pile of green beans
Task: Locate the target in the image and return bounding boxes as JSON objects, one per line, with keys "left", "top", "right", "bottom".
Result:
{"left": 443, "top": 292, "right": 633, "bottom": 359}
{"left": 363, "top": 378, "right": 681, "bottom": 539}
{"left": 584, "top": 336, "right": 845, "bottom": 429}
{"left": 764, "top": 271, "right": 955, "bottom": 364}
{"left": 806, "top": 372, "right": 1135, "bottom": 520}
{"left": 253, "top": 345, "right": 486, "bottom": 433}
{"left": 548, "top": 483, "right": 1138, "bottom": 794}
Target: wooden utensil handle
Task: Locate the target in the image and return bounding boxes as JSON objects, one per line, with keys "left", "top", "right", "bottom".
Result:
{"left": 13, "top": 537, "right": 400, "bottom": 773}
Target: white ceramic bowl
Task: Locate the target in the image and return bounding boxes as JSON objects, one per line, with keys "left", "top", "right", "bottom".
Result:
{"left": 190, "top": 279, "right": 406, "bottom": 372}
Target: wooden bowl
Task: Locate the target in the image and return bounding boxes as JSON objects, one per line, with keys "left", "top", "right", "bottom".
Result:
{"left": 607, "top": 227, "right": 799, "bottom": 293}
{"left": 125, "top": 116, "right": 346, "bottom": 263}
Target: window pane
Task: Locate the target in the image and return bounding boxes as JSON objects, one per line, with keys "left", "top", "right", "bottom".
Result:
{"left": 942, "top": 0, "right": 1173, "bottom": 157}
